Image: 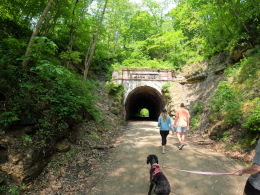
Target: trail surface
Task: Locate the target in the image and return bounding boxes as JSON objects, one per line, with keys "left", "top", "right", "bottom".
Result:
{"left": 88, "top": 121, "right": 247, "bottom": 195}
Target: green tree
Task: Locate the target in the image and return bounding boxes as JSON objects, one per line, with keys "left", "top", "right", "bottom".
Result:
{"left": 22, "top": 0, "right": 56, "bottom": 71}
{"left": 140, "top": 108, "right": 149, "bottom": 117}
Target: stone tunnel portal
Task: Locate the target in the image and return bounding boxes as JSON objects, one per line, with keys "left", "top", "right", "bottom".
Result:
{"left": 125, "top": 86, "right": 165, "bottom": 121}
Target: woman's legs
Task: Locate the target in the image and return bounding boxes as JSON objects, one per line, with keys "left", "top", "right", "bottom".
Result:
{"left": 165, "top": 131, "right": 169, "bottom": 146}
{"left": 160, "top": 131, "right": 169, "bottom": 151}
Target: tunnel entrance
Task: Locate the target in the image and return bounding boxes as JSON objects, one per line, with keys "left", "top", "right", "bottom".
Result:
{"left": 125, "top": 86, "right": 165, "bottom": 121}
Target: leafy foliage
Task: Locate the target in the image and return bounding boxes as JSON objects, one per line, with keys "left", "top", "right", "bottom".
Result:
{"left": 61, "top": 50, "right": 82, "bottom": 65}
{"left": 191, "top": 101, "right": 204, "bottom": 115}
{"left": 22, "top": 134, "right": 32, "bottom": 142}
{"left": 140, "top": 108, "right": 149, "bottom": 117}
{"left": 209, "top": 48, "right": 260, "bottom": 147}
{"left": 1, "top": 0, "right": 260, "bottom": 150}
{"left": 190, "top": 101, "right": 204, "bottom": 130}
{"left": 0, "top": 37, "right": 101, "bottom": 132}
{"left": 1, "top": 0, "right": 260, "bottom": 75}
{"left": 219, "top": 131, "right": 231, "bottom": 141}
{"left": 190, "top": 116, "right": 200, "bottom": 131}
{"left": 162, "top": 82, "right": 171, "bottom": 92}
{"left": 237, "top": 48, "right": 260, "bottom": 83}
{"left": 210, "top": 81, "right": 241, "bottom": 127}
{"left": 10, "top": 187, "right": 19, "bottom": 195}
{"left": 105, "top": 81, "right": 125, "bottom": 96}
{"left": 243, "top": 105, "right": 260, "bottom": 132}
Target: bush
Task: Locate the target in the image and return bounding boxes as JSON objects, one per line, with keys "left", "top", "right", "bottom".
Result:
{"left": 191, "top": 101, "right": 204, "bottom": 115}
{"left": 235, "top": 48, "right": 260, "bottom": 84}
{"left": 238, "top": 56, "right": 260, "bottom": 83}
{"left": 210, "top": 81, "right": 241, "bottom": 127}
{"left": 0, "top": 63, "right": 101, "bottom": 128}
{"left": 208, "top": 48, "right": 260, "bottom": 148}
{"left": 0, "top": 37, "right": 102, "bottom": 132}
{"left": 190, "top": 116, "right": 200, "bottom": 130}
{"left": 190, "top": 101, "right": 203, "bottom": 130}
{"left": 105, "top": 81, "right": 125, "bottom": 96}
{"left": 0, "top": 37, "right": 27, "bottom": 65}
{"left": 162, "top": 82, "right": 171, "bottom": 92}
{"left": 243, "top": 105, "right": 260, "bottom": 131}
{"left": 60, "top": 50, "right": 82, "bottom": 65}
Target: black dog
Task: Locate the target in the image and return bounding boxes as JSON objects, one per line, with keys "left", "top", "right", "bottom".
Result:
{"left": 146, "top": 155, "right": 171, "bottom": 195}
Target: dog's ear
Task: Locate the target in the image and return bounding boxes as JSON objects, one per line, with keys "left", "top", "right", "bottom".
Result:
{"left": 154, "top": 155, "right": 158, "bottom": 164}
{"left": 146, "top": 155, "right": 151, "bottom": 164}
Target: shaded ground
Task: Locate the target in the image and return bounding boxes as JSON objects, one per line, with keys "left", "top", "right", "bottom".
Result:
{"left": 21, "top": 122, "right": 123, "bottom": 195}
{"left": 88, "top": 121, "right": 248, "bottom": 195}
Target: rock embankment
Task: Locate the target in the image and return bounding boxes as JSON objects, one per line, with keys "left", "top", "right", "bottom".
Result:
{"left": 166, "top": 46, "right": 256, "bottom": 161}
{"left": 167, "top": 51, "right": 231, "bottom": 120}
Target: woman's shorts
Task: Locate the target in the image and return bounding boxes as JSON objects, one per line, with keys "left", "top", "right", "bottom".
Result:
{"left": 244, "top": 179, "right": 260, "bottom": 195}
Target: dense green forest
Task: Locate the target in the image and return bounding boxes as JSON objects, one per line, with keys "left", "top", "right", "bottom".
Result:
{"left": 0, "top": 0, "right": 260, "bottom": 140}
{"left": 1, "top": 1, "right": 260, "bottom": 193}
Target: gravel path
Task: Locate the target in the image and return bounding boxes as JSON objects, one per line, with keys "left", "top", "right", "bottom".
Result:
{"left": 88, "top": 121, "right": 248, "bottom": 195}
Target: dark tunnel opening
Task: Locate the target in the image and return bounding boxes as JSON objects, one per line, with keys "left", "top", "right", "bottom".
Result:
{"left": 125, "top": 86, "right": 165, "bottom": 121}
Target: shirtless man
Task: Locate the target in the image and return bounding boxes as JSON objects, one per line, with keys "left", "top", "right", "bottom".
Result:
{"left": 174, "top": 103, "right": 190, "bottom": 150}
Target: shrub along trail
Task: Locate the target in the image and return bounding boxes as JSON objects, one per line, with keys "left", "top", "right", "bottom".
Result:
{"left": 88, "top": 121, "right": 247, "bottom": 195}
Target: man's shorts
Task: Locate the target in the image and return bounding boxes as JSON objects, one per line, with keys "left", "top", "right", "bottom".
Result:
{"left": 244, "top": 179, "right": 260, "bottom": 195}
{"left": 176, "top": 126, "right": 187, "bottom": 133}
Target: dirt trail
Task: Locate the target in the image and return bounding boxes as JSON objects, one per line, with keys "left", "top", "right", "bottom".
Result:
{"left": 88, "top": 121, "right": 248, "bottom": 195}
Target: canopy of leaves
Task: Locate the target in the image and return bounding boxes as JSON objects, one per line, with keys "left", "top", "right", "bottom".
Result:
{"left": 1, "top": 0, "right": 260, "bottom": 129}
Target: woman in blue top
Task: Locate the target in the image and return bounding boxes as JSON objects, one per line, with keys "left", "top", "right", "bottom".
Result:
{"left": 158, "top": 108, "right": 174, "bottom": 154}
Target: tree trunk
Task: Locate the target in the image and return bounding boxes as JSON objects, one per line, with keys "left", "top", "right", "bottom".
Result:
{"left": 225, "top": 0, "right": 253, "bottom": 46}
{"left": 70, "top": 0, "right": 79, "bottom": 42}
{"left": 22, "top": 0, "right": 55, "bottom": 71}
{"left": 41, "top": 0, "right": 58, "bottom": 37}
{"left": 113, "top": 31, "right": 119, "bottom": 54}
{"left": 46, "top": 6, "right": 61, "bottom": 37}
{"left": 200, "top": 24, "right": 213, "bottom": 49}
{"left": 227, "top": 0, "right": 249, "bottom": 32}
{"left": 218, "top": 0, "right": 233, "bottom": 36}
{"left": 83, "top": 0, "right": 108, "bottom": 83}
{"left": 149, "top": 8, "right": 159, "bottom": 28}
{"left": 66, "top": 0, "right": 79, "bottom": 68}
{"left": 84, "top": 33, "right": 95, "bottom": 71}
{"left": 193, "top": 13, "right": 213, "bottom": 49}
{"left": 67, "top": 0, "right": 92, "bottom": 69}
{"left": 113, "top": 22, "right": 121, "bottom": 54}
{"left": 17, "top": 1, "right": 30, "bottom": 23}
{"left": 83, "top": 17, "right": 100, "bottom": 73}
{"left": 108, "top": 22, "right": 111, "bottom": 52}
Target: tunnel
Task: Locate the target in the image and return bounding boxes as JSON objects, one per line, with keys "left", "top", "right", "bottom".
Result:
{"left": 125, "top": 86, "right": 165, "bottom": 121}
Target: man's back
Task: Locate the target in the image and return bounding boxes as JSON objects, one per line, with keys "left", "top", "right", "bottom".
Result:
{"left": 176, "top": 108, "right": 190, "bottom": 127}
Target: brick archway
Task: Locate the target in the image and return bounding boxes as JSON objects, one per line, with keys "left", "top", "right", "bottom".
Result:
{"left": 111, "top": 68, "right": 175, "bottom": 121}
{"left": 125, "top": 86, "right": 164, "bottom": 120}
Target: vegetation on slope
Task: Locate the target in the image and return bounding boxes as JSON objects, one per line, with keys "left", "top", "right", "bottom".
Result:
{"left": 0, "top": 0, "right": 260, "bottom": 148}
{"left": 209, "top": 48, "right": 260, "bottom": 148}
{"left": 0, "top": 36, "right": 102, "bottom": 137}
{"left": 189, "top": 48, "right": 260, "bottom": 150}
